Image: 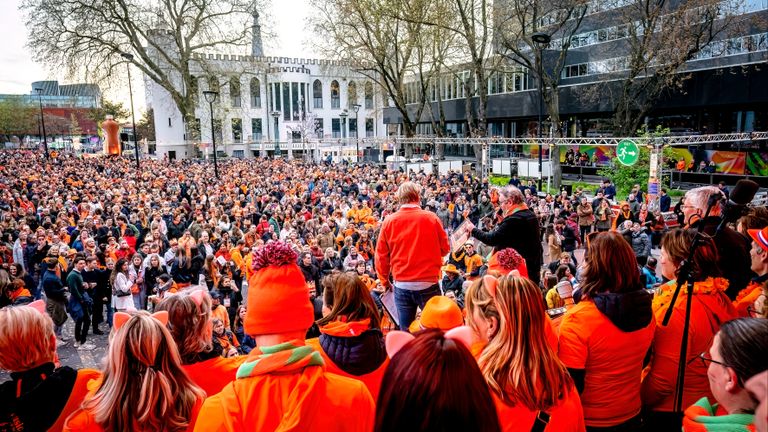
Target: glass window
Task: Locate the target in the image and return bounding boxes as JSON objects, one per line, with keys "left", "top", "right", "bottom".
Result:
{"left": 315, "top": 118, "right": 324, "bottom": 136}
{"left": 366, "top": 118, "right": 373, "bottom": 137}
{"left": 230, "top": 78, "right": 241, "bottom": 108}
{"left": 232, "top": 118, "right": 242, "bottom": 142}
{"left": 365, "top": 82, "right": 373, "bottom": 109}
{"left": 313, "top": 80, "right": 323, "bottom": 108}
{"left": 273, "top": 83, "right": 281, "bottom": 111}
{"left": 282, "top": 83, "right": 290, "bottom": 120}
{"left": 300, "top": 83, "right": 307, "bottom": 113}
{"left": 348, "top": 81, "right": 358, "bottom": 109}
{"left": 349, "top": 118, "right": 357, "bottom": 138}
{"left": 250, "top": 78, "right": 261, "bottom": 108}
{"left": 332, "top": 118, "right": 341, "bottom": 138}
{"left": 292, "top": 82, "right": 300, "bottom": 120}
{"left": 331, "top": 80, "right": 340, "bottom": 109}
{"left": 252, "top": 118, "right": 262, "bottom": 140}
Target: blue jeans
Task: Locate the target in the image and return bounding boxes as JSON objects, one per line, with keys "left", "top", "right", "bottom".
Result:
{"left": 394, "top": 284, "right": 441, "bottom": 331}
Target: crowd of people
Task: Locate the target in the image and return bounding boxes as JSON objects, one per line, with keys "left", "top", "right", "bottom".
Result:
{"left": 0, "top": 150, "right": 766, "bottom": 432}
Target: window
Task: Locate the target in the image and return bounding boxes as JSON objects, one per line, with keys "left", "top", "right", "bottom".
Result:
{"left": 189, "top": 76, "right": 199, "bottom": 103}
{"left": 348, "top": 81, "right": 358, "bottom": 109}
{"left": 191, "top": 118, "right": 201, "bottom": 140}
{"left": 315, "top": 118, "right": 324, "bottom": 137}
{"left": 562, "top": 63, "right": 588, "bottom": 78}
{"left": 349, "top": 118, "right": 357, "bottom": 138}
{"left": 331, "top": 80, "right": 340, "bottom": 109}
{"left": 250, "top": 78, "right": 261, "bottom": 108}
{"left": 232, "top": 118, "right": 242, "bottom": 142}
{"left": 233, "top": 150, "right": 244, "bottom": 158}
{"left": 313, "top": 80, "right": 323, "bottom": 108}
{"left": 292, "top": 82, "right": 300, "bottom": 120}
{"left": 364, "top": 82, "right": 373, "bottom": 109}
{"left": 332, "top": 118, "right": 341, "bottom": 138}
{"left": 230, "top": 78, "right": 241, "bottom": 108}
{"left": 208, "top": 76, "right": 220, "bottom": 94}
{"left": 273, "top": 83, "right": 281, "bottom": 111}
{"left": 282, "top": 83, "right": 290, "bottom": 120}
{"left": 366, "top": 118, "right": 373, "bottom": 137}
{"left": 252, "top": 118, "right": 262, "bottom": 140}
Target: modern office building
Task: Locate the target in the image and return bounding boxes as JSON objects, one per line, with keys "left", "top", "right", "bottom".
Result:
{"left": 0, "top": 81, "right": 101, "bottom": 109}
{"left": 383, "top": 0, "right": 768, "bottom": 141}
{"left": 143, "top": 12, "right": 386, "bottom": 160}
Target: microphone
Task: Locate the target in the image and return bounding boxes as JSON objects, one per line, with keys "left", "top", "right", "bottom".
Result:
{"left": 721, "top": 179, "right": 759, "bottom": 223}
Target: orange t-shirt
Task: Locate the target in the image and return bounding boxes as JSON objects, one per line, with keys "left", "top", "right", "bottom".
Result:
{"left": 493, "top": 385, "right": 585, "bottom": 432}
{"left": 49, "top": 369, "right": 101, "bottom": 432}
{"left": 64, "top": 395, "right": 202, "bottom": 432}
{"left": 182, "top": 355, "right": 246, "bottom": 397}
{"left": 558, "top": 300, "right": 655, "bottom": 427}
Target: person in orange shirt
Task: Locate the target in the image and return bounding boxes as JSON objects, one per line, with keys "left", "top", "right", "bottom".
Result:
{"left": 0, "top": 300, "right": 100, "bottom": 432}
{"left": 376, "top": 328, "right": 501, "bottom": 432}
{"left": 735, "top": 226, "right": 768, "bottom": 318}
{"left": 194, "top": 241, "right": 375, "bottom": 432}
{"left": 64, "top": 311, "right": 205, "bottom": 432}
{"left": 642, "top": 229, "right": 737, "bottom": 429}
{"left": 558, "top": 231, "right": 655, "bottom": 430}
{"left": 306, "top": 272, "right": 388, "bottom": 400}
{"left": 467, "top": 275, "right": 585, "bottom": 432}
{"left": 155, "top": 290, "right": 246, "bottom": 396}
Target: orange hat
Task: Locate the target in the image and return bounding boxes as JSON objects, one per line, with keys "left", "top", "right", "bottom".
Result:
{"left": 748, "top": 227, "right": 768, "bottom": 253}
{"left": 487, "top": 248, "right": 528, "bottom": 278}
{"left": 412, "top": 296, "right": 463, "bottom": 332}
{"left": 245, "top": 241, "right": 313, "bottom": 336}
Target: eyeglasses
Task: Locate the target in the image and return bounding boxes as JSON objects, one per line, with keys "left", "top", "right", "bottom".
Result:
{"left": 693, "top": 352, "right": 728, "bottom": 368}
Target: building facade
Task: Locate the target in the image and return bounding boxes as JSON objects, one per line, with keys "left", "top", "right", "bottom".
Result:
{"left": 144, "top": 14, "right": 385, "bottom": 160}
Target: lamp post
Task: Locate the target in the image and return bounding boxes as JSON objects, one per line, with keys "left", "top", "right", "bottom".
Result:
{"left": 120, "top": 52, "right": 140, "bottom": 171}
{"left": 33, "top": 87, "right": 49, "bottom": 159}
{"left": 271, "top": 111, "right": 281, "bottom": 158}
{"left": 202, "top": 90, "right": 220, "bottom": 178}
{"left": 352, "top": 104, "right": 361, "bottom": 163}
{"left": 532, "top": 32, "right": 551, "bottom": 192}
{"left": 339, "top": 110, "right": 348, "bottom": 162}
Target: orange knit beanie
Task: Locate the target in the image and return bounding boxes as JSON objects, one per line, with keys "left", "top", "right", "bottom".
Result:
{"left": 245, "top": 241, "right": 314, "bottom": 336}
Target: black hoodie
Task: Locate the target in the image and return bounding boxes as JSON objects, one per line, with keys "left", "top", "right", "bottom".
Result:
{"left": 592, "top": 289, "right": 653, "bottom": 332}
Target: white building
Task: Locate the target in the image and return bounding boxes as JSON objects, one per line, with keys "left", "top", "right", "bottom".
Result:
{"left": 143, "top": 13, "right": 385, "bottom": 160}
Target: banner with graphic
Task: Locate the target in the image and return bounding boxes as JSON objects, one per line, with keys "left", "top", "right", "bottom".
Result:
{"left": 746, "top": 152, "right": 768, "bottom": 176}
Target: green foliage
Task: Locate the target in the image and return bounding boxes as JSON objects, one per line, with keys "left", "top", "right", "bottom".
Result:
{"left": 598, "top": 125, "right": 670, "bottom": 198}
{"left": 87, "top": 99, "right": 131, "bottom": 123}
{"left": 136, "top": 109, "right": 155, "bottom": 141}
{"left": 489, "top": 175, "right": 509, "bottom": 186}
{"left": 0, "top": 97, "right": 38, "bottom": 136}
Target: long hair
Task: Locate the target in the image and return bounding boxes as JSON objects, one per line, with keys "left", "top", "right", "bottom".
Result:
{"left": 661, "top": 228, "right": 722, "bottom": 282}
{"left": 83, "top": 311, "right": 204, "bottom": 431}
{"left": 110, "top": 258, "right": 128, "bottom": 286}
{"left": 580, "top": 231, "right": 640, "bottom": 297}
{"left": 0, "top": 305, "right": 56, "bottom": 372}
{"left": 718, "top": 318, "right": 768, "bottom": 385}
{"left": 375, "top": 329, "right": 501, "bottom": 432}
{"left": 465, "top": 276, "right": 499, "bottom": 339}
{"left": 316, "top": 272, "right": 381, "bottom": 328}
{"left": 468, "top": 276, "right": 573, "bottom": 411}
{"left": 155, "top": 292, "right": 213, "bottom": 364}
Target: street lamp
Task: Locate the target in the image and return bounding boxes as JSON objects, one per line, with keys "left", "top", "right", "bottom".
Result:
{"left": 271, "top": 111, "right": 281, "bottom": 157}
{"left": 33, "top": 87, "right": 49, "bottom": 159}
{"left": 121, "top": 52, "right": 140, "bottom": 171}
{"left": 532, "top": 32, "right": 551, "bottom": 192}
{"left": 352, "top": 104, "right": 361, "bottom": 163}
{"left": 203, "top": 90, "right": 220, "bottom": 178}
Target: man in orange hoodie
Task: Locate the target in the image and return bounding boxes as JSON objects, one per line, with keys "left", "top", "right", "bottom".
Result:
{"left": 195, "top": 241, "right": 375, "bottom": 432}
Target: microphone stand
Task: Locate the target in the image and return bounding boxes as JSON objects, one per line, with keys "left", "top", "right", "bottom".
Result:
{"left": 661, "top": 197, "right": 717, "bottom": 414}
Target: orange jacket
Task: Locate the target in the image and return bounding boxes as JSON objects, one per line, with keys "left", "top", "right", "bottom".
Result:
{"left": 558, "top": 299, "right": 655, "bottom": 427}
{"left": 641, "top": 278, "right": 736, "bottom": 413}
{"left": 182, "top": 355, "right": 246, "bottom": 397}
{"left": 48, "top": 369, "right": 101, "bottom": 432}
{"left": 305, "top": 320, "right": 389, "bottom": 402}
{"left": 193, "top": 354, "right": 374, "bottom": 432}
{"left": 493, "top": 384, "right": 586, "bottom": 432}
{"left": 375, "top": 206, "right": 450, "bottom": 284}
{"left": 64, "top": 394, "right": 202, "bottom": 432}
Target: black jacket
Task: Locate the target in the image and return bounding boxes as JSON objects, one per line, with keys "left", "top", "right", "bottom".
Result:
{"left": 319, "top": 329, "right": 387, "bottom": 376}
{"left": 692, "top": 217, "right": 751, "bottom": 300}
{"left": 471, "top": 208, "right": 542, "bottom": 285}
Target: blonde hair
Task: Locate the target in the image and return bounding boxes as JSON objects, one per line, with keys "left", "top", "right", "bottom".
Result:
{"left": 155, "top": 292, "right": 214, "bottom": 364}
{"left": 466, "top": 276, "right": 573, "bottom": 411}
{"left": 83, "top": 311, "right": 204, "bottom": 431}
{"left": 0, "top": 306, "right": 56, "bottom": 371}
{"left": 397, "top": 181, "right": 422, "bottom": 204}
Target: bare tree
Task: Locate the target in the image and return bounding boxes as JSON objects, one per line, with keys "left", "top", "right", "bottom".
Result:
{"left": 494, "top": 0, "right": 588, "bottom": 188}
{"left": 22, "top": 0, "right": 265, "bottom": 135}
{"left": 610, "top": 0, "right": 740, "bottom": 135}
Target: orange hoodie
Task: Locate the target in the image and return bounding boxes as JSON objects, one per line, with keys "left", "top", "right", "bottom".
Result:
{"left": 182, "top": 355, "right": 246, "bottom": 397}
{"left": 493, "top": 385, "right": 586, "bottom": 432}
{"left": 193, "top": 342, "right": 375, "bottom": 432}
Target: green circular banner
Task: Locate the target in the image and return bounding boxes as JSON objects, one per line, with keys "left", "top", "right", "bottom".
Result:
{"left": 616, "top": 139, "right": 640, "bottom": 166}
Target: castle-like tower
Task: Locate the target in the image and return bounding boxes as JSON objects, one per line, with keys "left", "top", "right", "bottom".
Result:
{"left": 251, "top": 11, "right": 264, "bottom": 57}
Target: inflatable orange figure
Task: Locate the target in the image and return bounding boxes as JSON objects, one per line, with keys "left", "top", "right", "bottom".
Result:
{"left": 102, "top": 115, "right": 120, "bottom": 155}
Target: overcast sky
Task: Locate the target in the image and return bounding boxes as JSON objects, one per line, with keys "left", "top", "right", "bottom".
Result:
{"left": 0, "top": 0, "right": 316, "bottom": 111}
